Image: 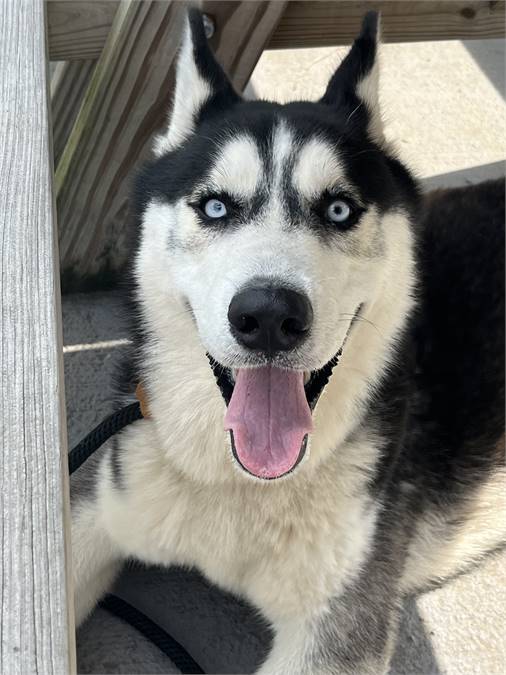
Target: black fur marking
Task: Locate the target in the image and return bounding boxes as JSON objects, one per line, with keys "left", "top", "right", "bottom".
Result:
{"left": 187, "top": 8, "right": 241, "bottom": 123}
{"left": 367, "top": 178, "right": 505, "bottom": 510}
{"left": 310, "top": 190, "right": 366, "bottom": 234}
{"left": 70, "top": 445, "right": 106, "bottom": 505}
{"left": 132, "top": 10, "right": 417, "bottom": 243}
{"left": 304, "top": 350, "right": 343, "bottom": 409}
{"left": 188, "top": 188, "right": 270, "bottom": 233}
{"left": 134, "top": 100, "right": 420, "bottom": 245}
{"left": 322, "top": 12, "right": 378, "bottom": 103}
{"left": 409, "top": 178, "right": 505, "bottom": 499}
{"left": 320, "top": 11, "right": 379, "bottom": 137}
{"left": 311, "top": 486, "right": 417, "bottom": 674}
{"left": 208, "top": 354, "right": 234, "bottom": 404}
{"left": 110, "top": 435, "right": 124, "bottom": 488}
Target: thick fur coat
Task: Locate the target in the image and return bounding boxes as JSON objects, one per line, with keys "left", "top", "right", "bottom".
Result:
{"left": 71, "top": 10, "right": 505, "bottom": 674}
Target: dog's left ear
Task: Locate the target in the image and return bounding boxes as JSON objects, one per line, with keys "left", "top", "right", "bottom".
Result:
{"left": 154, "top": 8, "right": 240, "bottom": 155}
{"left": 321, "top": 12, "right": 384, "bottom": 145}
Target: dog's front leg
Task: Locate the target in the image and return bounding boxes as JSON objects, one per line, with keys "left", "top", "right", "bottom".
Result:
{"left": 71, "top": 497, "right": 123, "bottom": 627}
{"left": 257, "top": 596, "right": 400, "bottom": 675}
{"left": 256, "top": 615, "right": 320, "bottom": 675}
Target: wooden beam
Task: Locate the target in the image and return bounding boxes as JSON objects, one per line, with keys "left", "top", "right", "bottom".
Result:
{"left": 0, "top": 0, "right": 75, "bottom": 672}
{"left": 51, "top": 60, "right": 96, "bottom": 166}
{"left": 204, "top": 0, "right": 289, "bottom": 90}
{"left": 47, "top": 0, "right": 506, "bottom": 61}
{"left": 47, "top": 0, "right": 119, "bottom": 61}
{"left": 56, "top": 0, "right": 286, "bottom": 289}
{"left": 270, "top": 1, "right": 506, "bottom": 49}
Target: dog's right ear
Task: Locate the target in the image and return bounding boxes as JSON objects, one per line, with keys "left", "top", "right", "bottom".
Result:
{"left": 154, "top": 8, "right": 240, "bottom": 156}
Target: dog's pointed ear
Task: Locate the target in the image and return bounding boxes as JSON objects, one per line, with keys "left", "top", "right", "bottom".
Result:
{"left": 154, "top": 8, "right": 240, "bottom": 155}
{"left": 321, "top": 12, "right": 384, "bottom": 145}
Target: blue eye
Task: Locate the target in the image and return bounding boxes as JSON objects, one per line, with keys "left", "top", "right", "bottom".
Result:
{"left": 327, "top": 199, "right": 351, "bottom": 223}
{"left": 204, "top": 198, "right": 227, "bottom": 219}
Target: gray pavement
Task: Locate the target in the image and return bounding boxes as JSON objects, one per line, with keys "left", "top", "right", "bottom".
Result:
{"left": 66, "top": 38, "right": 505, "bottom": 675}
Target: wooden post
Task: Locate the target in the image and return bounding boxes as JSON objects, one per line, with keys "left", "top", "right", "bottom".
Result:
{"left": 0, "top": 0, "right": 75, "bottom": 672}
{"left": 56, "top": 0, "right": 287, "bottom": 291}
{"left": 51, "top": 60, "right": 96, "bottom": 166}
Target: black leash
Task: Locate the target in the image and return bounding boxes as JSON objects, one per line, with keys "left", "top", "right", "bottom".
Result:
{"left": 98, "top": 595, "right": 205, "bottom": 674}
{"left": 68, "top": 402, "right": 143, "bottom": 474}
{"left": 69, "top": 403, "right": 206, "bottom": 675}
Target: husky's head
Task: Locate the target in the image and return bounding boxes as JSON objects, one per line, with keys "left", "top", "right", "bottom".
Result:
{"left": 133, "top": 10, "right": 419, "bottom": 483}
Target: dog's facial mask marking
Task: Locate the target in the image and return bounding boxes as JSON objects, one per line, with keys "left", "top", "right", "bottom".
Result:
{"left": 136, "top": 10, "right": 416, "bottom": 479}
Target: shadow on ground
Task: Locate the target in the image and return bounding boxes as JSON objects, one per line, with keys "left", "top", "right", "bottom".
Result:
{"left": 463, "top": 38, "right": 505, "bottom": 99}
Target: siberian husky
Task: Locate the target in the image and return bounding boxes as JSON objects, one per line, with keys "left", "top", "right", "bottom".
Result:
{"left": 71, "top": 9, "right": 505, "bottom": 674}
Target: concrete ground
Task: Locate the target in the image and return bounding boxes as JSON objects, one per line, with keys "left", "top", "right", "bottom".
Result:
{"left": 248, "top": 38, "right": 506, "bottom": 187}
{"left": 65, "top": 38, "right": 505, "bottom": 674}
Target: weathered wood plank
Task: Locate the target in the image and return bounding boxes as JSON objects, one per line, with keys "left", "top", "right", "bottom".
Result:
{"left": 56, "top": 0, "right": 187, "bottom": 288}
{"left": 0, "top": 0, "right": 75, "bottom": 673}
{"left": 47, "top": 0, "right": 506, "bottom": 61}
{"left": 204, "top": 0, "right": 288, "bottom": 90}
{"left": 56, "top": 0, "right": 286, "bottom": 289}
{"left": 51, "top": 60, "right": 96, "bottom": 166}
{"left": 270, "top": 0, "right": 506, "bottom": 49}
{"left": 47, "top": 0, "right": 119, "bottom": 61}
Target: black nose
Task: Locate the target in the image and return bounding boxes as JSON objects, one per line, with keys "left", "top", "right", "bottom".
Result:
{"left": 228, "top": 285, "right": 313, "bottom": 353}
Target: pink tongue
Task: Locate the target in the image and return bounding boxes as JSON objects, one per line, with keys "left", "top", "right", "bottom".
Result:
{"left": 224, "top": 366, "right": 313, "bottom": 479}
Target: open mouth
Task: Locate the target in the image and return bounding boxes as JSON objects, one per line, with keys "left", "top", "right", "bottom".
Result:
{"left": 208, "top": 348, "right": 343, "bottom": 481}
{"left": 208, "top": 306, "right": 360, "bottom": 480}
{"left": 209, "top": 350, "right": 342, "bottom": 480}
{"left": 209, "top": 353, "right": 342, "bottom": 409}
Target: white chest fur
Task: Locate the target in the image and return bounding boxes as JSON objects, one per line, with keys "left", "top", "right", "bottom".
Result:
{"left": 97, "top": 419, "right": 379, "bottom": 621}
